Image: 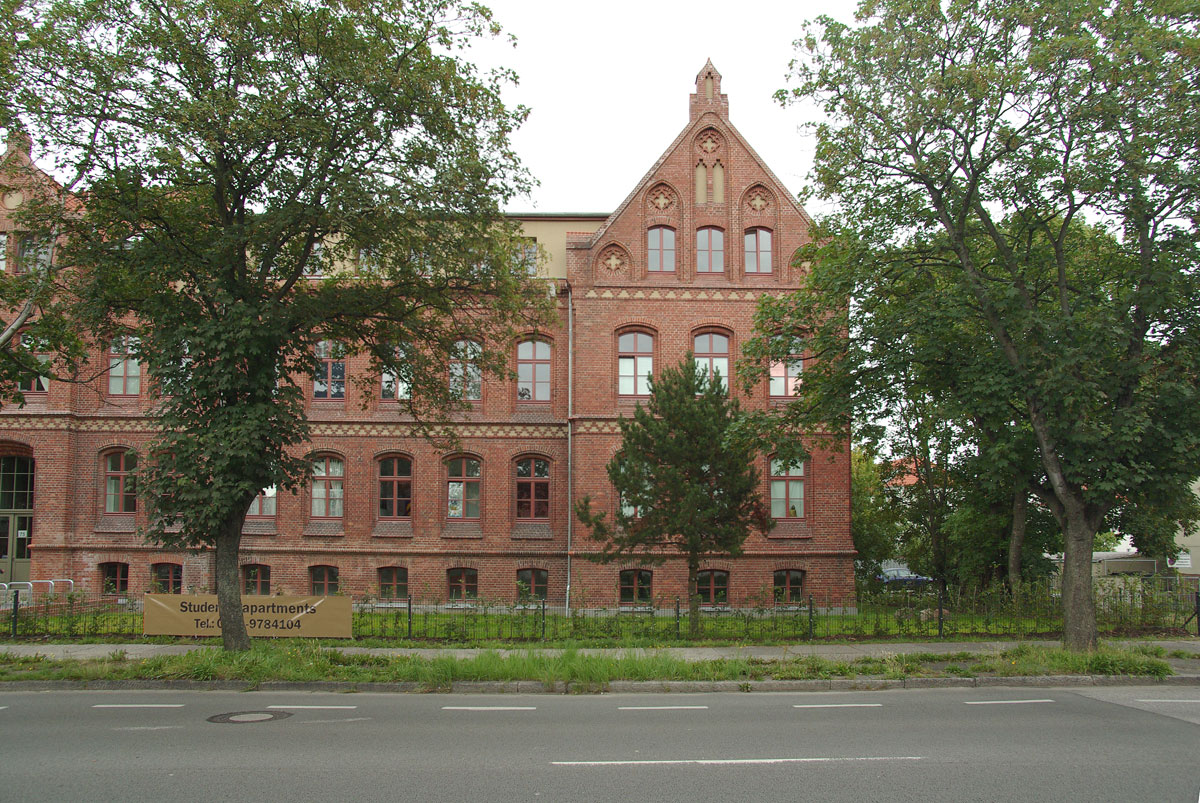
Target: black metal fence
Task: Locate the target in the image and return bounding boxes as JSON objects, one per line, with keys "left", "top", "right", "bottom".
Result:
{"left": 4, "top": 577, "right": 1199, "bottom": 643}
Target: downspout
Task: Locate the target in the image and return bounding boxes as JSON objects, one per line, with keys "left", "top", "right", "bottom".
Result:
{"left": 565, "top": 280, "right": 574, "bottom": 615}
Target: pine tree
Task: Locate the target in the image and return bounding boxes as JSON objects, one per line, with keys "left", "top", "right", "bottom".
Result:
{"left": 575, "top": 355, "right": 773, "bottom": 635}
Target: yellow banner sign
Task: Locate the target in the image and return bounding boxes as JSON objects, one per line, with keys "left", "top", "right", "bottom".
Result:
{"left": 143, "top": 594, "right": 352, "bottom": 638}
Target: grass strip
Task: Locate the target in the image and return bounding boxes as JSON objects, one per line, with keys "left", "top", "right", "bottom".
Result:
{"left": 0, "top": 644, "right": 1173, "bottom": 688}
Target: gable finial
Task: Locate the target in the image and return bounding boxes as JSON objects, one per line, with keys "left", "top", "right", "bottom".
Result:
{"left": 691, "top": 60, "right": 728, "bottom": 120}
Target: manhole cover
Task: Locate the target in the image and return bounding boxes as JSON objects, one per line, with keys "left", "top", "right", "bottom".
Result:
{"left": 207, "top": 710, "right": 293, "bottom": 724}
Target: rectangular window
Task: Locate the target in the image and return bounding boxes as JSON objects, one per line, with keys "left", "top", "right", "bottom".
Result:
{"left": 617, "top": 332, "right": 653, "bottom": 397}
{"left": 619, "top": 569, "right": 652, "bottom": 603}
{"left": 310, "top": 565, "right": 339, "bottom": 595}
{"left": 448, "top": 567, "right": 478, "bottom": 600}
{"left": 100, "top": 562, "right": 129, "bottom": 594}
{"left": 447, "top": 457, "right": 481, "bottom": 519}
{"left": 108, "top": 336, "right": 141, "bottom": 396}
{"left": 745, "top": 228, "right": 772, "bottom": 273}
{"left": 647, "top": 227, "right": 675, "bottom": 272}
{"left": 515, "top": 458, "right": 550, "bottom": 520}
{"left": 0, "top": 233, "right": 7, "bottom": 272}
{"left": 105, "top": 451, "right": 138, "bottom": 513}
{"left": 379, "top": 457, "right": 412, "bottom": 519}
{"left": 517, "top": 340, "right": 551, "bottom": 403}
{"left": 517, "top": 568, "right": 548, "bottom": 600}
{"left": 379, "top": 566, "right": 408, "bottom": 599}
{"left": 449, "top": 340, "right": 482, "bottom": 401}
{"left": 246, "top": 486, "right": 277, "bottom": 518}
{"left": 696, "top": 228, "right": 724, "bottom": 273}
{"left": 313, "top": 340, "right": 345, "bottom": 400}
{"left": 521, "top": 239, "right": 538, "bottom": 276}
{"left": 17, "top": 333, "right": 49, "bottom": 394}
{"left": 243, "top": 564, "right": 271, "bottom": 595}
{"left": 15, "top": 234, "right": 51, "bottom": 274}
{"left": 152, "top": 563, "right": 182, "bottom": 594}
{"left": 771, "top": 459, "right": 804, "bottom": 519}
{"left": 311, "top": 457, "right": 345, "bottom": 518}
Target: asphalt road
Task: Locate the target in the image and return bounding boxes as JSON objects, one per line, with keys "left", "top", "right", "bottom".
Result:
{"left": 2, "top": 687, "right": 1199, "bottom": 802}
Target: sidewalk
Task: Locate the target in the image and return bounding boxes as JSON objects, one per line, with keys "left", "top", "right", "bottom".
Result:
{"left": 3, "top": 637, "right": 1197, "bottom": 662}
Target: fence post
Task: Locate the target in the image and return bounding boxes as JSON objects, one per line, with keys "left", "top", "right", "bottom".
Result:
{"left": 937, "top": 584, "right": 945, "bottom": 639}
{"left": 675, "top": 596, "right": 681, "bottom": 639}
{"left": 541, "top": 596, "right": 547, "bottom": 641}
{"left": 808, "top": 594, "right": 814, "bottom": 641}
{"left": 10, "top": 589, "right": 19, "bottom": 639}
{"left": 1195, "top": 591, "right": 1199, "bottom": 638}
{"left": 407, "top": 595, "right": 412, "bottom": 639}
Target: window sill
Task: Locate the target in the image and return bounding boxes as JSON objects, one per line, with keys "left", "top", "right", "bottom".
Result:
{"left": 242, "top": 520, "right": 277, "bottom": 536}
{"left": 767, "top": 520, "right": 812, "bottom": 539}
{"left": 442, "top": 521, "right": 483, "bottom": 538}
{"left": 96, "top": 515, "right": 136, "bottom": 533}
{"left": 511, "top": 522, "right": 552, "bottom": 539}
{"left": 373, "top": 520, "right": 414, "bottom": 538}
{"left": 303, "top": 520, "right": 345, "bottom": 537}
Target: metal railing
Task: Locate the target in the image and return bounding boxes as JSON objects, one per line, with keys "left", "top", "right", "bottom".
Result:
{"left": 4, "top": 578, "right": 1198, "bottom": 642}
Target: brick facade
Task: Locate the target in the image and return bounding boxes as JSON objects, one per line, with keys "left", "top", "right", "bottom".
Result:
{"left": 0, "top": 62, "right": 855, "bottom": 606}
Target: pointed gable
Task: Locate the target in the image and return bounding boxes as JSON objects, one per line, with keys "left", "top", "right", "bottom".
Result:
{"left": 581, "top": 62, "right": 814, "bottom": 288}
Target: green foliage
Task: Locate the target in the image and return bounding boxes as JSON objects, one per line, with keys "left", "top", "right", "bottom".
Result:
{"left": 849, "top": 447, "right": 899, "bottom": 580}
{"left": 9, "top": 0, "right": 547, "bottom": 648}
{"left": 575, "top": 355, "right": 772, "bottom": 568}
{"left": 748, "top": 0, "right": 1200, "bottom": 649}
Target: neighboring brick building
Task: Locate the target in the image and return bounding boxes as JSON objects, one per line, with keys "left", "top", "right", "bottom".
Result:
{"left": 0, "top": 62, "right": 854, "bottom": 607}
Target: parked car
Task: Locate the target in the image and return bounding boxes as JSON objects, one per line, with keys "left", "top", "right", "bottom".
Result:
{"left": 879, "top": 567, "right": 935, "bottom": 590}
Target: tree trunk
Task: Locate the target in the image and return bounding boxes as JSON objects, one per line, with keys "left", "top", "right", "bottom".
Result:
{"left": 214, "top": 511, "right": 250, "bottom": 651}
{"left": 687, "top": 560, "right": 700, "bottom": 637}
{"left": 1060, "top": 514, "right": 1098, "bottom": 652}
{"left": 1008, "top": 482, "right": 1028, "bottom": 589}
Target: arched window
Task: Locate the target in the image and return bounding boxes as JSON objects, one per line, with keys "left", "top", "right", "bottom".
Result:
{"left": 693, "top": 332, "right": 730, "bottom": 392}
{"left": 515, "top": 457, "right": 550, "bottom": 520}
{"left": 378, "top": 456, "right": 412, "bottom": 519}
{"left": 448, "top": 567, "right": 478, "bottom": 600}
{"left": 108, "top": 336, "right": 140, "bottom": 396}
{"left": 313, "top": 340, "right": 345, "bottom": 400}
{"left": 517, "top": 340, "right": 551, "bottom": 403}
{"left": 310, "top": 456, "right": 345, "bottom": 519}
{"left": 771, "top": 459, "right": 805, "bottom": 519}
{"left": 151, "top": 563, "right": 182, "bottom": 594}
{"left": 744, "top": 228, "right": 773, "bottom": 274}
{"left": 100, "top": 562, "right": 129, "bottom": 594}
{"left": 246, "top": 486, "right": 277, "bottom": 519}
{"left": 517, "top": 568, "right": 548, "bottom": 600}
{"left": 774, "top": 569, "right": 805, "bottom": 603}
{"left": 449, "top": 340, "right": 482, "bottom": 401}
{"left": 617, "top": 331, "right": 654, "bottom": 397}
{"left": 696, "top": 569, "right": 729, "bottom": 605}
{"left": 447, "top": 456, "right": 481, "bottom": 519}
{"left": 647, "top": 227, "right": 675, "bottom": 272}
{"left": 243, "top": 564, "right": 271, "bottom": 595}
{"left": 379, "top": 566, "right": 408, "bottom": 599}
{"left": 619, "top": 569, "right": 653, "bottom": 603}
{"left": 104, "top": 450, "right": 137, "bottom": 514}
{"left": 696, "top": 228, "right": 724, "bottom": 273}
{"left": 310, "top": 565, "right": 339, "bottom": 595}
{"left": 769, "top": 337, "right": 803, "bottom": 398}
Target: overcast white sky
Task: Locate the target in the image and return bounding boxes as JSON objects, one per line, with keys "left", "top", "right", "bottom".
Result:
{"left": 467, "top": 0, "right": 862, "bottom": 215}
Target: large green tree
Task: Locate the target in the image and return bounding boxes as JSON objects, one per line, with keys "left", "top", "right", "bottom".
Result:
{"left": 754, "top": 0, "right": 1200, "bottom": 649}
{"left": 11, "top": 0, "right": 546, "bottom": 649}
{"left": 575, "top": 356, "right": 772, "bottom": 635}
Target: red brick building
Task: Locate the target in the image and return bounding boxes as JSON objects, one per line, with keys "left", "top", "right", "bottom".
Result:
{"left": 0, "top": 63, "right": 854, "bottom": 607}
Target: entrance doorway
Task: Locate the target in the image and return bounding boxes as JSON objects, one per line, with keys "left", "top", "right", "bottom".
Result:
{"left": 0, "top": 456, "right": 34, "bottom": 583}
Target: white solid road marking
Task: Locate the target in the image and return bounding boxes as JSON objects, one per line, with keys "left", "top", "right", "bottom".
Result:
{"left": 618, "top": 705, "right": 709, "bottom": 710}
{"left": 113, "top": 726, "right": 185, "bottom": 731}
{"left": 964, "top": 699, "right": 1055, "bottom": 705}
{"left": 266, "top": 705, "right": 357, "bottom": 710}
{"left": 553, "top": 756, "right": 923, "bottom": 766}
{"left": 0, "top": 706, "right": 7, "bottom": 710}
{"left": 793, "top": 703, "right": 883, "bottom": 709}
{"left": 93, "top": 704, "right": 185, "bottom": 708}
{"left": 442, "top": 706, "right": 536, "bottom": 711}
{"left": 298, "top": 717, "right": 372, "bottom": 724}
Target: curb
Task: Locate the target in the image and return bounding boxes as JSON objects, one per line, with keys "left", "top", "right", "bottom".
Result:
{"left": 1, "top": 674, "right": 1196, "bottom": 694}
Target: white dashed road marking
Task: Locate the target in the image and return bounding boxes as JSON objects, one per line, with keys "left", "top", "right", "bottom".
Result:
{"left": 442, "top": 706, "right": 536, "bottom": 711}
{"left": 553, "top": 756, "right": 923, "bottom": 766}
{"left": 619, "top": 705, "right": 709, "bottom": 710}
{"left": 793, "top": 703, "right": 883, "bottom": 709}
{"left": 1136, "top": 699, "right": 1200, "bottom": 704}
{"left": 298, "top": 717, "right": 372, "bottom": 724}
{"left": 266, "top": 705, "right": 357, "bottom": 710}
{"left": 964, "top": 699, "right": 1054, "bottom": 705}
{"left": 113, "top": 726, "right": 185, "bottom": 731}
{"left": 93, "top": 704, "right": 185, "bottom": 709}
